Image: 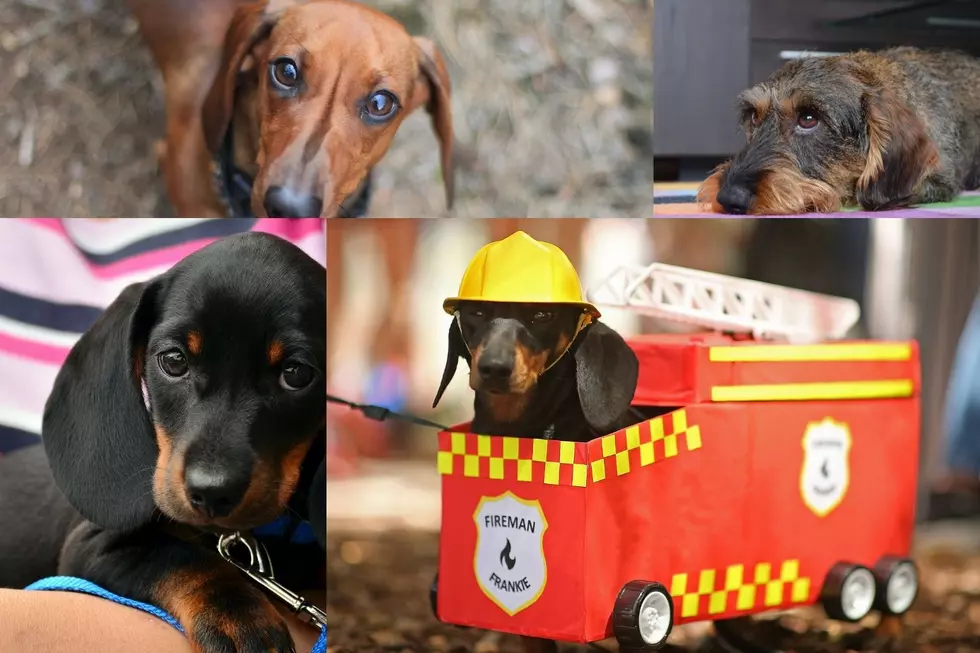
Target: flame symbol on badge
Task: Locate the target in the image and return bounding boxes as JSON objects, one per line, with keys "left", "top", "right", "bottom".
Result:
{"left": 499, "top": 538, "right": 516, "bottom": 570}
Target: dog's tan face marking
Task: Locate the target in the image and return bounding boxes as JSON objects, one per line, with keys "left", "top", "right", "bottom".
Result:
{"left": 246, "top": 1, "right": 445, "bottom": 216}
{"left": 511, "top": 343, "right": 551, "bottom": 394}
{"left": 153, "top": 424, "right": 191, "bottom": 517}
{"left": 267, "top": 340, "right": 284, "bottom": 365}
{"left": 702, "top": 53, "right": 940, "bottom": 214}
{"left": 186, "top": 331, "right": 202, "bottom": 356}
{"left": 276, "top": 438, "right": 316, "bottom": 507}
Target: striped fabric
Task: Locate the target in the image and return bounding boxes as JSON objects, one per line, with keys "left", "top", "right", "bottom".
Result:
{"left": 654, "top": 182, "right": 980, "bottom": 217}
{"left": 0, "top": 218, "right": 325, "bottom": 456}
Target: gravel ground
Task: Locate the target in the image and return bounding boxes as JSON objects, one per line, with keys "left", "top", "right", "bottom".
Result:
{"left": 326, "top": 530, "right": 980, "bottom": 653}
{"left": 0, "top": 0, "right": 652, "bottom": 217}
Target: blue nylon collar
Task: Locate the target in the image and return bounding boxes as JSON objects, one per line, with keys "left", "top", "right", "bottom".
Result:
{"left": 253, "top": 515, "right": 318, "bottom": 546}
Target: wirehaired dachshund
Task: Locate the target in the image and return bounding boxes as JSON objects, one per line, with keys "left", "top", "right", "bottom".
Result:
{"left": 0, "top": 232, "right": 325, "bottom": 653}
{"left": 432, "top": 301, "right": 640, "bottom": 442}
{"left": 699, "top": 47, "right": 980, "bottom": 214}
{"left": 125, "top": 0, "right": 454, "bottom": 218}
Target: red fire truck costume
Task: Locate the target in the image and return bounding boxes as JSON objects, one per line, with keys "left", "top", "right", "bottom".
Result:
{"left": 433, "top": 235, "right": 920, "bottom": 651}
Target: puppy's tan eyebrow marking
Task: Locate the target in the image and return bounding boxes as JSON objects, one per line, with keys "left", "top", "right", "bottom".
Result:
{"left": 187, "top": 331, "right": 203, "bottom": 356}
{"left": 267, "top": 340, "right": 285, "bottom": 365}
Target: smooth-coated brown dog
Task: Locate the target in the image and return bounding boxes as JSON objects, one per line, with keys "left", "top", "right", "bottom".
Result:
{"left": 699, "top": 47, "right": 980, "bottom": 214}
{"left": 125, "top": 0, "right": 454, "bottom": 218}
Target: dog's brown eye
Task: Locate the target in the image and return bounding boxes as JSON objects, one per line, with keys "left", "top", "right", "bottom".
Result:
{"left": 270, "top": 57, "right": 301, "bottom": 90}
{"left": 797, "top": 112, "right": 819, "bottom": 130}
{"left": 751, "top": 112, "right": 762, "bottom": 127}
{"left": 531, "top": 311, "right": 554, "bottom": 323}
{"left": 158, "top": 350, "right": 188, "bottom": 378}
{"left": 362, "top": 91, "right": 399, "bottom": 123}
{"left": 280, "top": 362, "right": 315, "bottom": 390}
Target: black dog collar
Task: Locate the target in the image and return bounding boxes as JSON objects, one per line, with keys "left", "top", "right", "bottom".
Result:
{"left": 211, "top": 127, "right": 373, "bottom": 219}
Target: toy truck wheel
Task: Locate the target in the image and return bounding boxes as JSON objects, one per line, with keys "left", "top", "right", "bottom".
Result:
{"left": 820, "top": 562, "right": 876, "bottom": 622}
{"left": 613, "top": 581, "right": 674, "bottom": 651}
{"left": 872, "top": 556, "right": 918, "bottom": 616}
{"left": 429, "top": 573, "right": 439, "bottom": 620}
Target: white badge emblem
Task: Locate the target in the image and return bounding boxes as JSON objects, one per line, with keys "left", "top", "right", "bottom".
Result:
{"left": 473, "top": 491, "right": 549, "bottom": 616}
{"left": 800, "top": 417, "right": 852, "bottom": 517}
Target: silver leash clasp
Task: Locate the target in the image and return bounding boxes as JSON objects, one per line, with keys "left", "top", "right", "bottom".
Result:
{"left": 217, "top": 532, "right": 328, "bottom": 630}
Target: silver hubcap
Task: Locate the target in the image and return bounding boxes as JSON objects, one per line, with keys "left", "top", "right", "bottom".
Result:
{"left": 886, "top": 562, "right": 917, "bottom": 614}
{"left": 638, "top": 590, "right": 671, "bottom": 645}
{"left": 840, "top": 567, "right": 876, "bottom": 620}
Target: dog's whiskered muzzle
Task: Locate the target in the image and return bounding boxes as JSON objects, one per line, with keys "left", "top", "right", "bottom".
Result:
{"left": 264, "top": 185, "right": 323, "bottom": 218}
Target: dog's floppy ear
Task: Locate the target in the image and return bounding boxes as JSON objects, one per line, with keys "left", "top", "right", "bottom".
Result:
{"left": 573, "top": 321, "right": 639, "bottom": 433}
{"left": 42, "top": 281, "right": 163, "bottom": 531}
{"left": 432, "top": 318, "right": 468, "bottom": 408}
{"left": 412, "top": 37, "right": 454, "bottom": 209}
{"left": 856, "top": 90, "right": 939, "bottom": 210}
{"left": 202, "top": 1, "right": 281, "bottom": 155}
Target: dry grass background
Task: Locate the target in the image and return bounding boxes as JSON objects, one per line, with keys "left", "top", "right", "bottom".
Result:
{"left": 0, "top": 0, "right": 652, "bottom": 217}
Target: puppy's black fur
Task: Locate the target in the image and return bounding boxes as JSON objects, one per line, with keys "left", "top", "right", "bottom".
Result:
{"left": 0, "top": 232, "right": 325, "bottom": 653}
{"left": 432, "top": 301, "right": 639, "bottom": 442}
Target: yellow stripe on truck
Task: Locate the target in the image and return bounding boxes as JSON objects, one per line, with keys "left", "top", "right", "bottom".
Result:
{"left": 708, "top": 342, "right": 912, "bottom": 363}
{"left": 710, "top": 379, "right": 914, "bottom": 402}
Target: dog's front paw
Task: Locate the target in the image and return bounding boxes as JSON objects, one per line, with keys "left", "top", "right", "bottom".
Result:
{"left": 187, "top": 599, "right": 295, "bottom": 653}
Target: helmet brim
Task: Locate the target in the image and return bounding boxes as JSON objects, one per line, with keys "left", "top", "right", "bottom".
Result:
{"left": 443, "top": 297, "right": 601, "bottom": 319}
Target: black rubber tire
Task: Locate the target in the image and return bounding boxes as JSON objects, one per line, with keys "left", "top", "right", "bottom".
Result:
{"left": 871, "top": 556, "right": 919, "bottom": 615}
{"left": 430, "top": 572, "right": 439, "bottom": 620}
{"left": 613, "top": 580, "right": 674, "bottom": 652}
{"left": 820, "top": 562, "right": 876, "bottom": 622}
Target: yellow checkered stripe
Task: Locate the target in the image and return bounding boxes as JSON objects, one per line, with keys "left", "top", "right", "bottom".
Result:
{"left": 670, "top": 560, "right": 811, "bottom": 619}
{"left": 588, "top": 409, "right": 702, "bottom": 483}
{"left": 437, "top": 433, "right": 589, "bottom": 487}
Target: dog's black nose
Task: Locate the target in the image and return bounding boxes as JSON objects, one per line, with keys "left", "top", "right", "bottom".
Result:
{"left": 478, "top": 356, "right": 513, "bottom": 382}
{"left": 184, "top": 465, "right": 250, "bottom": 519}
{"left": 264, "top": 186, "right": 323, "bottom": 218}
{"left": 717, "top": 185, "right": 754, "bottom": 215}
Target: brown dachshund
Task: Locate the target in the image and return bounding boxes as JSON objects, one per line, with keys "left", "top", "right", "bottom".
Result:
{"left": 125, "top": 0, "right": 454, "bottom": 218}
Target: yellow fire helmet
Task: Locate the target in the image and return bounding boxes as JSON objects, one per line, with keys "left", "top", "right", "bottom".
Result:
{"left": 443, "top": 230, "right": 601, "bottom": 318}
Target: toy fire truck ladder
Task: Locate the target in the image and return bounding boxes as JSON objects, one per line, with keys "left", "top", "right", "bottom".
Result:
{"left": 586, "top": 263, "right": 861, "bottom": 344}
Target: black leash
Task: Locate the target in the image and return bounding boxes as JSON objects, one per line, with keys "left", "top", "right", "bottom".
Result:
{"left": 326, "top": 393, "right": 449, "bottom": 431}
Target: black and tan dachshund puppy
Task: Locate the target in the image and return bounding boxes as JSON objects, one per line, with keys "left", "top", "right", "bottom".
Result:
{"left": 0, "top": 232, "right": 325, "bottom": 653}
{"left": 432, "top": 301, "right": 640, "bottom": 442}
